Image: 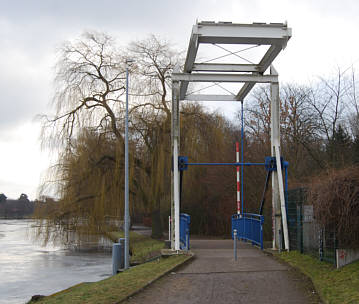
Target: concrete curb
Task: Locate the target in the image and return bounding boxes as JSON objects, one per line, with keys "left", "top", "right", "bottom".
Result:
{"left": 118, "top": 253, "right": 195, "bottom": 303}
{"left": 264, "top": 249, "right": 325, "bottom": 304}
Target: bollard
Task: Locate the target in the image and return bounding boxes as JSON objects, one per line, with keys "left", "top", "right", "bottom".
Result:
{"left": 234, "top": 229, "right": 238, "bottom": 261}
{"left": 112, "top": 243, "right": 123, "bottom": 275}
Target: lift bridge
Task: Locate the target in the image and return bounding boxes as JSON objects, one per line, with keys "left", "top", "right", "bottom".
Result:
{"left": 170, "top": 21, "right": 292, "bottom": 251}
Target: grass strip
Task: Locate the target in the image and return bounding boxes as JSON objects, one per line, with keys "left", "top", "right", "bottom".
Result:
{"left": 106, "top": 231, "right": 165, "bottom": 263}
{"left": 106, "top": 231, "right": 148, "bottom": 243}
{"left": 33, "top": 255, "right": 192, "bottom": 304}
{"left": 277, "top": 251, "right": 359, "bottom": 304}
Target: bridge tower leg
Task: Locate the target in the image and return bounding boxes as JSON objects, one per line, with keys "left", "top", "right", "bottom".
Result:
{"left": 270, "top": 65, "right": 289, "bottom": 250}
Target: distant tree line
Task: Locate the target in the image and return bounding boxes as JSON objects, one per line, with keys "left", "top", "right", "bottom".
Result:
{"left": 34, "top": 31, "right": 359, "bottom": 244}
{"left": 0, "top": 193, "right": 35, "bottom": 218}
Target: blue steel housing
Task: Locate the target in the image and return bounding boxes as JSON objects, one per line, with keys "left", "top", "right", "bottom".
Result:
{"left": 180, "top": 213, "right": 191, "bottom": 250}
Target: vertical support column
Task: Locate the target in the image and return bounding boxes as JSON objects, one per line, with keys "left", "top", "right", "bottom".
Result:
{"left": 270, "top": 65, "right": 289, "bottom": 250}
{"left": 270, "top": 65, "right": 281, "bottom": 250}
{"left": 171, "top": 77, "right": 181, "bottom": 251}
{"left": 275, "top": 145, "right": 289, "bottom": 250}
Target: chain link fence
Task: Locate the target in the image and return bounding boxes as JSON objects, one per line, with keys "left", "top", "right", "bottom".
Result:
{"left": 287, "top": 188, "right": 337, "bottom": 266}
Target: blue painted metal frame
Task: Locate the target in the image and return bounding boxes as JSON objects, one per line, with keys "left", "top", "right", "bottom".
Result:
{"left": 232, "top": 213, "right": 264, "bottom": 249}
{"left": 185, "top": 162, "right": 265, "bottom": 166}
{"left": 180, "top": 213, "right": 191, "bottom": 250}
{"left": 284, "top": 161, "right": 289, "bottom": 217}
{"left": 178, "top": 155, "right": 288, "bottom": 252}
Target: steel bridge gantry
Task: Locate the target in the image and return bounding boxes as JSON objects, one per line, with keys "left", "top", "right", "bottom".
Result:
{"left": 171, "top": 21, "right": 292, "bottom": 251}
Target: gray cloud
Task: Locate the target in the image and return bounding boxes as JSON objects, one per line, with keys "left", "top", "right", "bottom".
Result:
{"left": 0, "top": 0, "right": 206, "bottom": 42}
{"left": 0, "top": 48, "right": 52, "bottom": 131}
{"left": 0, "top": 0, "right": 212, "bottom": 135}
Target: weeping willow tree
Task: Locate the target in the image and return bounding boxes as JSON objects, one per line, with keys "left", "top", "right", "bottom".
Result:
{"left": 35, "top": 130, "right": 132, "bottom": 245}
{"left": 35, "top": 31, "right": 183, "bottom": 243}
{"left": 34, "top": 31, "right": 129, "bottom": 244}
{"left": 125, "top": 35, "right": 182, "bottom": 237}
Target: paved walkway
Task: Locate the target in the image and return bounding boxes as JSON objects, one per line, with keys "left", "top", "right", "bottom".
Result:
{"left": 125, "top": 240, "right": 321, "bottom": 304}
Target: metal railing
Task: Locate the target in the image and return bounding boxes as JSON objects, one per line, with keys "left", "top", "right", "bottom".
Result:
{"left": 232, "top": 213, "right": 264, "bottom": 249}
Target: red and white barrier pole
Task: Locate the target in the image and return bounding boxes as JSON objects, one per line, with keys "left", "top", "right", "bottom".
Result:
{"left": 236, "top": 142, "right": 241, "bottom": 214}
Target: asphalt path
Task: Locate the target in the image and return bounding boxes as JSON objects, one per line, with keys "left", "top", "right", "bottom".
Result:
{"left": 124, "top": 239, "right": 322, "bottom": 304}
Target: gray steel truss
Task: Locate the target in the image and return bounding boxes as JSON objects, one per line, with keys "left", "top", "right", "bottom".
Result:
{"left": 171, "top": 21, "right": 292, "bottom": 251}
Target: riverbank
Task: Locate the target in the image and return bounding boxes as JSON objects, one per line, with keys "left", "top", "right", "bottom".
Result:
{"left": 26, "top": 228, "right": 189, "bottom": 303}
{"left": 28, "top": 254, "right": 193, "bottom": 304}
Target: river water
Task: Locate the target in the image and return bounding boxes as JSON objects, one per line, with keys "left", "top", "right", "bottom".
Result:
{"left": 0, "top": 219, "right": 112, "bottom": 304}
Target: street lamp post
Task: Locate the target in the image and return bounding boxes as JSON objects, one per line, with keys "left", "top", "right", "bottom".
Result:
{"left": 124, "top": 59, "right": 133, "bottom": 270}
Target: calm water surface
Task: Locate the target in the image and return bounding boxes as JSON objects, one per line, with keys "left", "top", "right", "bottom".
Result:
{"left": 0, "top": 220, "right": 112, "bottom": 304}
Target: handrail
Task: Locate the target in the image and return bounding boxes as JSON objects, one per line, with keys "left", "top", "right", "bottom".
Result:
{"left": 232, "top": 213, "right": 264, "bottom": 249}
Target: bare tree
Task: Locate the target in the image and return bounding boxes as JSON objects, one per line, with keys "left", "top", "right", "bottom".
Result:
{"left": 244, "top": 84, "right": 325, "bottom": 178}
{"left": 41, "top": 31, "right": 127, "bottom": 150}
{"left": 347, "top": 67, "right": 359, "bottom": 137}
{"left": 309, "top": 68, "right": 352, "bottom": 142}
{"left": 281, "top": 84, "right": 325, "bottom": 172}
{"left": 37, "top": 32, "right": 185, "bottom": 242}
{"left": 129, "top": 35, "right": 182, "bottom": 118}
{"left": 244, "top": 86, "right": 271, "bottom": 147}
{"left": 127, "top": 35, "right": 183, "bottom": 237}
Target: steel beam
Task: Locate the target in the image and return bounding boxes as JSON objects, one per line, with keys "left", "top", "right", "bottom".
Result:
{"left": 173, "top": 73, "right": 278, "bottom": 84}
{"left": 236, "top": 82, "right": 255, "bottom": 101}
{"left": 236, "top": 45, "right": 283, "bottom": 101}
{"left": 194, "top": 22, "right": 292, "bottom": 45}
{"left": 192, "top": 63, "right": 259, "bottom": 73}
{"left": 185, "top": 94, "right": 237, "bottom": 101}
{"left": 259, "top": 45, "right": 284, "bottom": 71}
{"left": 275, "top": 145, "right": 290, "bottom": 250}
{"left": 180, "top": 30, "right": 199, "bottom": 100}
{"left": 270, "top": 64, "right": 289, "bottom": 250}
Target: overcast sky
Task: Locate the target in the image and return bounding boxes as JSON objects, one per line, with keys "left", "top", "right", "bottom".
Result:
{"left": 1, "top": 0, "right": 359, "bottom": 199}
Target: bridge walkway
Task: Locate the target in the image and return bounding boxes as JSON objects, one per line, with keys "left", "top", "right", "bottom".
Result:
{"left": 124, "top": 239, "right": 321, "bottom": 304}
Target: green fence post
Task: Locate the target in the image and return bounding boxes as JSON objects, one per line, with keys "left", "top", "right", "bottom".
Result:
{"left": 296, "top": 203, "right": 303, "bottom": 253}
